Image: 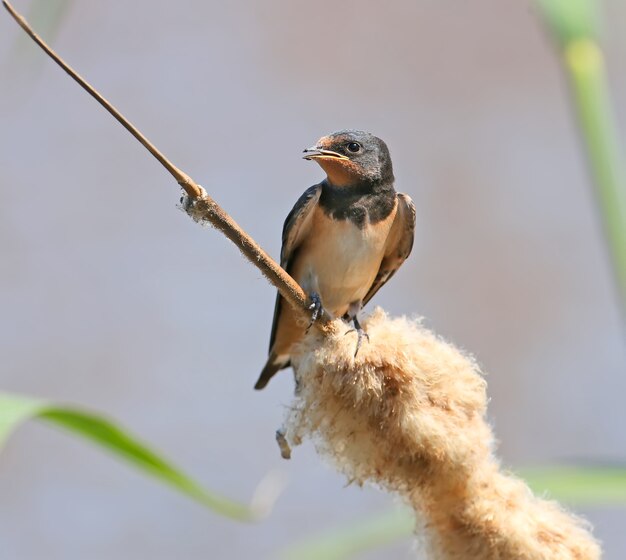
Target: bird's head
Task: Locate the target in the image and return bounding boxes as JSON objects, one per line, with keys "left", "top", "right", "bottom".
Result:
{"left": 303, "top": 130, "right": 394, "bottom": 187}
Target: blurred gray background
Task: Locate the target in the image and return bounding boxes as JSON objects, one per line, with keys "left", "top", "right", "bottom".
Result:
{"left": 1, "top": 0, "right": 625, "bottom": 558}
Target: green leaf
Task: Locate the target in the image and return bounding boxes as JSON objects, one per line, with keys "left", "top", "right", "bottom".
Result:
{"left": 5, "top": 0, "right": 72, "bottom": 69}
{"left": 280, "top": 507, "right": 414, "bottom": 560}
{"left": 522, "top": 465, "right": 626, "bottom": 505}
{"left": 534, "top": 0, "right": 601, "bottom": 45}
{"left": 562, "top": 38, "right": 626, "bottom": 308}
{"left": 0, "top": 392, "right": 274, "bottom": 521}
{"left": 535, "top": 0, "right": 626, "bottom": 311}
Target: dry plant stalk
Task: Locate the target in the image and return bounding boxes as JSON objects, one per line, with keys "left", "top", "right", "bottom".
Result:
{"left": 284, "top": 309, "right": 601, "bottom": 559}
{"left": 4, "top": 2, "right": 601, "bottom": 558}
{"left": 1, "top": 0, "right": 313, "bottom": 327}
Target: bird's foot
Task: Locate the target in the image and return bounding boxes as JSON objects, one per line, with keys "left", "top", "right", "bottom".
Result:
{"left": 305, "top": 292, "right": 323, "bottom": 333}
{"left": 345, "top": 316, "right": 370, "bottom": 357}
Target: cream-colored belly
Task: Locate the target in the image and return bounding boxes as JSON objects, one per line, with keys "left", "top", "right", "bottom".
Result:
{"left": 291, "top": 209, "right": 394, "bottom": 317}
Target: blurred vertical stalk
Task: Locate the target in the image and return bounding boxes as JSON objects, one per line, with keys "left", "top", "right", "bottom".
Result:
{"left": 537, "top": 0, "right": 626, "bottom": 312}
{"left": 565, "top": 39, "right": 626, "bottom": 308}
{"left": 6, "top": 0, "right": 71, "bottom": 67}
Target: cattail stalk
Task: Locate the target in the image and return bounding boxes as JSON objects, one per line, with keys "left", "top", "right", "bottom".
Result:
{"left": 284, "top": 310, "right": 601, "bottom": 559}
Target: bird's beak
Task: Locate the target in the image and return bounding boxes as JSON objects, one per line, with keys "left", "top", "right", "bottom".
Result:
{"left": 302, "top": 146, "right": 350, "bottom": 161}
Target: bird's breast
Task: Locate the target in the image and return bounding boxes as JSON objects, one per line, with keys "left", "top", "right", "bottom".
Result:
{"left": 291, "top": 204, "right": 396, "bottom": 316}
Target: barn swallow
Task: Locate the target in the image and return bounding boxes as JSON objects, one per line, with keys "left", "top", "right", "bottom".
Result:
{"left": 254, "top": 130, "right": 416, "bottom": 390}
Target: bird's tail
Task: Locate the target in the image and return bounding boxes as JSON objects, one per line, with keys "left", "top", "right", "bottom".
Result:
{"left": 255, "top": 352, "right": 290, "bottom": 390}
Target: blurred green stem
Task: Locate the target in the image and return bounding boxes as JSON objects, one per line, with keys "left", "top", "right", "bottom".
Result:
{"left": 564, "top": 38, "right": 626, "bottom": 310}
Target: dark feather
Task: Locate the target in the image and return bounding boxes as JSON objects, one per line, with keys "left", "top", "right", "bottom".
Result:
{"left": 362, "top": 193, "right": 416, "bottom": 307}
{"left": 267, "top": 184, "right": 323, "bottom": 352}
{"left": 254, "top": 352, "right": 288, "bottom": 390}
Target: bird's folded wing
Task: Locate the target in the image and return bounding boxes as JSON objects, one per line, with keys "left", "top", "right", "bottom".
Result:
{"left": 362, "top": 192, "right": 416, "bottom": 308}
{"left": 268, "top": 184, "right": 323, "bottom": 352}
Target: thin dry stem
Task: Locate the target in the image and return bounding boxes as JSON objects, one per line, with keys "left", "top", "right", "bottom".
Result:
{"left": 2, "top": 0, "right": 313, "bottom": 326}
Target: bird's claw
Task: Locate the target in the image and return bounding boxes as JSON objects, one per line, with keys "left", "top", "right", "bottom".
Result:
{"left": 306, "top": 292, "right": 323, "bottom": 333}
{"left": 345, "top": 317, "right": 369, "bottom": 357}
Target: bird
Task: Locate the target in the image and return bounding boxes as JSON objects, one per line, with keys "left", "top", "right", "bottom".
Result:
{"left": 254, "top": 130, "right": 416, "bottom": 390}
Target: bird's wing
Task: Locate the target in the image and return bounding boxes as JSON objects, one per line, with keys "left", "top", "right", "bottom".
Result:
{"left": 268, "top": 184, "right": 323, "bottom": 352}
{"left": 362, "top": 192, "right": 416, "bottom": 308}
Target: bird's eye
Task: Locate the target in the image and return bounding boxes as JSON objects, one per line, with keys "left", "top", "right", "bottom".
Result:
{"left": 346, "top": 142, "right": 361, "bottom": 153}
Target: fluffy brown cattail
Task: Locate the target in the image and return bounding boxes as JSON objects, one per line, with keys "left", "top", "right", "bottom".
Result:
{"left": 283, "top": 309, "right": 601, "bottom": 560}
